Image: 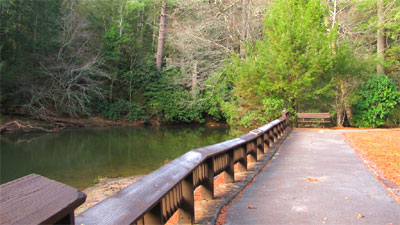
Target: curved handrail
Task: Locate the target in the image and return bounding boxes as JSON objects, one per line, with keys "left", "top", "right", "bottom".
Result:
{"left": 77, "top": 110, "right": 290, "bottom": 225}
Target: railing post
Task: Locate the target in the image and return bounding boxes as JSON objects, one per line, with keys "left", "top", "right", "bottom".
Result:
{"left": 282, "top": 109, "right": 290, "bottom": 128}
{"left": 269, "top": 129, "right": 275, "bottom": 145}
{"left": 276, "top": 124, "right": 281, "bottom": 138}
{"left": 236, "top": 146, "right": 247, "bottom": 172}
{"left": 247, "top": 142, "right": 256, "bottom": 163}
{"left": 273, "top": 127, "right": 278, "bottom": 142}
{"left": 278, "top": 123, "right": 283, "bottom": 137}
{"left": 179, "top": 174, "right": 194, "bottom": 225}
{"left": 201, "top": 158, "right": 214, "bottom": 200}
{"left": 263, "top": 132, "right": 270, "bottom": 153}
{"left": 144, "top": 202, "right": 163, "bottom": 225}
{"left": 224, "top": 150, "right": 235, "bottom": 183}
{"left": 256, "top": 137, "right": 263, "bottom": 157}
{"left": 281, "top": 109, "right": 288, "bottom": 130}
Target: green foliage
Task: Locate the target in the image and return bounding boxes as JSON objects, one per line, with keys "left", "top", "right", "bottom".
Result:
{"left": 0, "top": 0, "right": 63, "bottom": 113}
{"left": 144, "top": 70, "right": 205, "bottom": 123}
{"left": 224, "top": 0, "right": 334, "bottom": 128}
{"left": 352, "top": 74, "right": 400, "bottom": 128}
{"left": 3, "top": 0, "right": 397, "bottom": 128}
{"left": 96, "top": 99, "right": 148, "bottom": 122}
{"left": 202, "top": 71, "right": 233, "bottom": 121}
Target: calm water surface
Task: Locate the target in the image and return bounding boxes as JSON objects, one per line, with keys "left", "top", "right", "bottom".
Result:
{"left": 0, "top": 125, "right": 229, "bottom": 189}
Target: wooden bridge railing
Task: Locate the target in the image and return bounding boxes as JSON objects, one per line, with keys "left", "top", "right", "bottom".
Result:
{"left": 76, "top": 110, "right": 290, "bottom": 225}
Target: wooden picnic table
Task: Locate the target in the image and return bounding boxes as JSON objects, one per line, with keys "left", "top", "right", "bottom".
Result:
{"left": 0, "top": 174, "right": 86, "bottom": 225}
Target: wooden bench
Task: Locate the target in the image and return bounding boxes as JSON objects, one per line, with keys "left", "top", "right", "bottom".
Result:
{"left": 0, "top": 174, "right": 86, "bottom": 225}
{"left": 297, "top": 113, "right": 330, "bottom": 128}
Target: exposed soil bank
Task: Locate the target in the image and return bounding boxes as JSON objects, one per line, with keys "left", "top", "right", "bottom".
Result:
{"left": 0, "top": 115, "right": 146, "bottom": 134}
{"left": 76, "top": 175, "right": 145, "bottom": 215}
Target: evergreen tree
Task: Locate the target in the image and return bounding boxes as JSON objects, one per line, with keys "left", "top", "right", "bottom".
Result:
{"left": 224, "top": 0, "right": 335, "bottom": 128}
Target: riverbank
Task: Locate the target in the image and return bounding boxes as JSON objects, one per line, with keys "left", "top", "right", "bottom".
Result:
{"left": 0, "top": 115, "right": 227, "bottom": 134}
{"left": 0, "top": 115, "right": 147, "bottom": 134}
{"left": 75, "top": 175, "right": 145, "bottom": 215}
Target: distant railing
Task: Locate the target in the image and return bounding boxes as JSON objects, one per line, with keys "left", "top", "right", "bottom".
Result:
{"left": 76, "top": 110, "right": 290, "bottom": 225}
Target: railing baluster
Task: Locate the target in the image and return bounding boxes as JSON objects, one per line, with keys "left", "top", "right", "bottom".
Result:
{"left": 161, "top": 197, "right": 167, "bottom": 222}
{"left": 201, "top": 158, "right": 214, "bottom": 200}
{"left": 273, "top": 127, "right": 278, "bottom": 143}
{"left": 263, "top": 133, "right": 269, "bottom": 153}
{"left": 144, "top": 202, "right": 163, "bottom": 224}
{"left": 236, "top": 146, "right": 247, "bottom": 172}
{"left": 256, "top": 137, "right": 263, "bottom": 158}
{"left": 225, "top": 151, "right": 235, "bottom": 183}
{"left": 247, "top": 142, "right": 256, "bottom": 163}
{"left": 178, "top": 174, "right": 194, "bottom": 225}
{"left": 268, "top": 130, "right": 273, "bottom": 145}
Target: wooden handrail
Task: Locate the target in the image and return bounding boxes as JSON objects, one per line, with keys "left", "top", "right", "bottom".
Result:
{"left": 76, "top": 110, "right": 290, "bottom": 225}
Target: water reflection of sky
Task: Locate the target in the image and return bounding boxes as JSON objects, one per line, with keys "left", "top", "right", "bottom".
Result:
{"left": 0, "top": 125, "right": 229, "bottom": 190}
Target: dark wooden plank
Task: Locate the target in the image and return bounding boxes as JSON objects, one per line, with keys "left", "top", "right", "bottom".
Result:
{"left": 0, "top": 174, "right": 86, "bottom": 225}
{"left": 297, "top": 113, "right": 330, "bottom": 119}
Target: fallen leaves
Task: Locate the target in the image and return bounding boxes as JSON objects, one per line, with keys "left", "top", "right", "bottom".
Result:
{"left": 356, "top": 213, "right": 365, "bottom": 219}
{"left": 344, "top": 131, "right": 400, "bottom": 187}
{"left": 305, "top": 177, "right": 321, "bottom": 182}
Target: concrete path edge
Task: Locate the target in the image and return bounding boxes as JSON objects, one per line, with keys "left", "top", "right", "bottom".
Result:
{"left": 208, "top": 129, "right": 292, "bottom": 225}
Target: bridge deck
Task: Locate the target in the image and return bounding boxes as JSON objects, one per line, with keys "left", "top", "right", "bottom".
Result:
{"left": 224, "top": 129, "right": 400, "bottom": 224}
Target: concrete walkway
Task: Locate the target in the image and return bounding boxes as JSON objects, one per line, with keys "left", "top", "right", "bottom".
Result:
{"left": 225, "top": 129, "right": 400, "bottom": 224}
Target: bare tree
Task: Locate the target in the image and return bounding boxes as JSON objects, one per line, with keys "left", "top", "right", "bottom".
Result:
{"left": 23, "top": 12, "right": 109, "bottom": 118}
{"left": 165, "top": 0, "right": 266, "bottom": 93}
{"left": 240, "top": 0, "right": 248, "bottom": 58}
{"left": 377, "top": 0, "right": 385, "bottom": 74}
{"left": 156, "top": 1, "right": 167, "bottom": 71}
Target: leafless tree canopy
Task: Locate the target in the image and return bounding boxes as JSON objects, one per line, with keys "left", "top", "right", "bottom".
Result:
{"left": 165, "top": 0, "right": 266, "bottom": 92}
{"left": 22, "top": 13, "right": 110, "bottom": 118}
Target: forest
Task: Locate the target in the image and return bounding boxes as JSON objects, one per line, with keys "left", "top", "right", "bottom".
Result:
{"left": 1, "top": 0, "right": 399, "bottom": 129}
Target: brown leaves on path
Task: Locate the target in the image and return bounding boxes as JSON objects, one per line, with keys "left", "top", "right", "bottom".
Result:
{"left": 356, "top": 213, "right": 365, "bottom": 219}
{"left": 304, "top": 177, "right": 321, "bottom": 182}
{"left": 344, "top": 130, "right": 400, "bottom": 187}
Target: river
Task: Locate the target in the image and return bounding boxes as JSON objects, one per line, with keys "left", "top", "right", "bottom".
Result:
{"left": 0, "top": 125, "right": 230, "bottom": 190}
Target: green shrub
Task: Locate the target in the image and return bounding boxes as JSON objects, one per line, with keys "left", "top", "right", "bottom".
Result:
{"left": 96, "top": 99, "right": 148, "bottom": 122}
{"left": 140, "top": 69, "right": 205, "bottom": 123}
{"left": 352, "top": 74, "right": 400, "bottom": 128}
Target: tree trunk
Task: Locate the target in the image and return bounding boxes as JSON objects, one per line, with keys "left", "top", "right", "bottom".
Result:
{"left": 34, "top": 0, "right": 38, "bottom": 48}
{"left": 192, "top": 61, "right": 198, "bottom": 96}
{"left": 109, "top": 79, "right": 114, "bottom": 102}
{"left": 156, "top": 1, "right": 167, "bottom": 72}
{"left": 240, "top": 0, "right": 248, "bottom": 59}
{"left": 336, "top": 81, "right": 346, "bottom": 126}
{"left": 119, "top": 3, "right": 123, "bottom": 37}
{"left": 377, "top": 0, "right": 385, "bottom": 74}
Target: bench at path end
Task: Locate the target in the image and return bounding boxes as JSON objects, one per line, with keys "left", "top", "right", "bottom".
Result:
{"left": 297, "top": 113, "right": 331, "bottom": 128}
{"left": 0, "top": 174, "right": 86, "bottom": 225}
